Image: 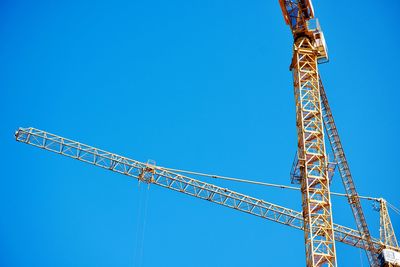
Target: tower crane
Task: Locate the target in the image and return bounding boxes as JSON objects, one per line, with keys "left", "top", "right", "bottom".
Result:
{"left": 14, "top": 1, "right": 400, "bottom": 266}
{"left": 14, "top": 128, "right": 400, "bottom": 266}
{"left": 278, "top": 0, "right": 387, "bottom": 266}
{"left": 279, "top": 1, "right": 336, "bottom": 265}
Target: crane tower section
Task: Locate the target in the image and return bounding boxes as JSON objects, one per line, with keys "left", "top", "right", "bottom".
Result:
{"left": 280, "top": 0, "right": 335, "bottom": 266}
{"left": 279, "top": 0, "right": 328, "bottom": 63}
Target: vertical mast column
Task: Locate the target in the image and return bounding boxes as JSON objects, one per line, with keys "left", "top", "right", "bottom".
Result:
{"left": 292, "top": 36, "right": 337, "bottom": 267}
{"left": 379, "top": 199, "right": 399, "bottom": 248}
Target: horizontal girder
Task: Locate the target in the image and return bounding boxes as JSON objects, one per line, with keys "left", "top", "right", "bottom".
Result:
{"left": 15, "top": 127, "right": 396, "bottom": 255}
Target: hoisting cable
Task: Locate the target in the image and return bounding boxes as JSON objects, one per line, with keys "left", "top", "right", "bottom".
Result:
{"left": 134, "top": 182, "right": 151, "bottom": 267}
{"left": 387, "top": 202, "right": 400, "bottom": 216}
{"left": 359, "top": 247, "right": 365, "bottom": 267}
{"left": 159, "top": 166, "right": 379, "bottom": 201}
{"left": 157, "top": 165, "right": 400, "bottom": 220}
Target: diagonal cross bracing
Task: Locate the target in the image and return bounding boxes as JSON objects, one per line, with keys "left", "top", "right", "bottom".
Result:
{"left": 292, "top": 37, "right": 336, "bottom": 266}
{"left": 15, "top": 127, "right": 394, "bottom": 255}
{"left": 320, "top": 80, "right": 379, "bottom": 266}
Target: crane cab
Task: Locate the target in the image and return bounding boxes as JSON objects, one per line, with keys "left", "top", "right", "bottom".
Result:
{"left": 279, "top": 0, "right": 314, "bottom": 30}
{"left": 307, "top": 18, "right": 329, "bottom": 63}
{"left": 279, "top": 1, "right": 328, "bottom": 64}
{"left": 379, "top": 249, "right": 400, "bottom": 266}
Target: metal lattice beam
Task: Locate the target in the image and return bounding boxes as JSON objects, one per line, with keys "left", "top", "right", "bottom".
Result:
{"left": 15, "top": 127, "right": 395, "bottom": 255}
{"left": 379, "top": 199, "right": 399, "bottom": 248}
{"left": 291, "top": 37, "right": 337, "bottom": 266}
{"left": 320, "top": 79, "right": 379, "bottom": 266}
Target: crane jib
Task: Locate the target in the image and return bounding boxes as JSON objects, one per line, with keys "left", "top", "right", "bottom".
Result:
{"left": 15, "top": 127, "right": 397, "bottom": 255}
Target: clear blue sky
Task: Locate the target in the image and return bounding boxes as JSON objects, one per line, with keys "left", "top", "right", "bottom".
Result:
{"left": 1, "top": 0, "right": 399, "bottom": 266}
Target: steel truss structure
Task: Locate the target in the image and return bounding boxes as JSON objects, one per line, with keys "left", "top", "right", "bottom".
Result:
{"left": 292, "top": 37, "right": 336, "bottom": 266}
{"left": 320, "top": 80, "right": 378, "bottom": 265}
{"left": 379, "top": 199, "right": 399, "bottom": 248}
{"left": 13, "top": 1, "right": 400, "bottom": 266}
{"left": 279, "top": 0, "right": 388, "bottom": 265}
{"left": 15, "top": 127, "right": 399, "bottom": 255}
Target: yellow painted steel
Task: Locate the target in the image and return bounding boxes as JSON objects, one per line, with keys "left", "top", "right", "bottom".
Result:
{"left": 12, "top": 1, "right": 400, "bottom": 265}
{"left": 320, "top": 79, "right": 379, "bottom": 266}
{"left": 292, "top": 37, "right": 337, "bottom": 266}
{"left": 380, "top": 199, "right": 399, "bottom": 248}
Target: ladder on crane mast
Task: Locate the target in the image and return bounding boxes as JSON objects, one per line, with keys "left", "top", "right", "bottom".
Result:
{"left": 15, "top": 0, "right": 400, "bottom": 266}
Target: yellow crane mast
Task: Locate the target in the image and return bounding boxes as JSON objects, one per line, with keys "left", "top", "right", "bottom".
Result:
{"left": 379, "top": 199, "right": 398, "bottom": 248}
{"left": 279, "top": 1, "right": 336, "bottom": 265}
{"left": 14, "top": 1, "right": 400, "bottom": 266}
{"left": 377, "top": 198, "right": 400, "bottom": 266}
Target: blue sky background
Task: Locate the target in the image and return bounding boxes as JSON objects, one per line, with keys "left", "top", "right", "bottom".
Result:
{"left": 1, "top": 0, "right": 399, "bottom": 266}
